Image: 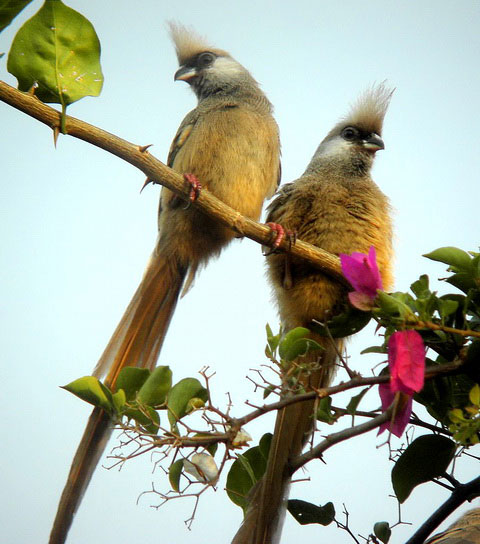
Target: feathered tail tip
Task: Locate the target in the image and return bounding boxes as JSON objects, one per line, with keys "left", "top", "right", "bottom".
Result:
{"left": 346, "top": 82, "right": 395, "bottom": 135}
{"left": 167, "top": 21, "right": 227, "bottom": 65}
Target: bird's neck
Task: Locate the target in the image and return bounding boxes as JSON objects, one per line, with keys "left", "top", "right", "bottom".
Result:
{"left": 305, "top": 153, "right": 374, "bottom": 179}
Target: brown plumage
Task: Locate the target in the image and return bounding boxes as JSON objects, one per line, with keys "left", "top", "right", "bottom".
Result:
{"left": 232, "top": 84, "right": 393, "bottom": 544}
{"left": 425, "top": 509, "right": 480, "bottom": 544}
{"left": 50, "top": 23, "right": 280, "bottom": 544}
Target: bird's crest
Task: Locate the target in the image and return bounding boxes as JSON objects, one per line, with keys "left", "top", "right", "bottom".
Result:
{"left": 345, "top": 83, "right": 394, "bottom": 135}
{"left": 168, "top": 22, "right": 228, "bottom": 65}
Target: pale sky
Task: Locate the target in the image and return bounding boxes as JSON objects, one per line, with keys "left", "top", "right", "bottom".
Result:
{"left": 1, "top": 1, "right": 480, "bottom": 543}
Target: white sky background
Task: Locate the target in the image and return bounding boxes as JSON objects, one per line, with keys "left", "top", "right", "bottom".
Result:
{"left": 1, "top": 1, "right": 480, "bottom": 543}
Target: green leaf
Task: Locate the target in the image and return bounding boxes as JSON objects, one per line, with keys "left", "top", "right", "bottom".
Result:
{"left": 346, "top": 388, "right": 369, "bottom": 415}
{"left": 424, "top": 247, "right": 473, "bottom": 272}
{"left": 316, "top": 396, "right": 336, "bottom": 423}
{"left": 0, "top": 0, "right": 33, "bottom": 32}
{"left": 137, "top": 366, "right": 172, "bottom": 406}
{"left": 167, "top": 378, "right": 208, "bottom": 432}
{"left": 446, "top": 273, "right": 477, "bottom": 294}
{"left": 168, "top": 459, "right": 184, "bottom": 492}
{"left": 464, "top": 341, "right": 480, "bottom": 384}
{"left": 312, "top": 307, "right": 371, "bottom": 338}
{"left": 258, "top": 433, "right": 272, "bottom": 459}
{"left": 7, "top": 0, "right": 103, "bottom": 106}
{"left": 116, "top": 367, "right": 150, "bottom": 401}
{"left": 376, "top": 291, "right": 415, "bottom": 320}
{"left": 123, "top": 405, "right": 160, "bottom": 435}
{"left": 287, "top": 500, "right": 335, "bottom": 526}
{"left": 410, "top": 275, "right": 430, "bottom": 298}
{"left": 278, "top": 327, "right": 310, "bottom": 361}
{"left": 469, "top": 384, "right": 480, "bottom": 407}
{"left": 112, "top": 389, "right": 126, "bottom": 413}
{"left": 62, "top": 376, "right": 114, "bottom": 414}
{"left": 266, "top": 323, "right": 280, "bottom": 353}
{"left": 391, "top": 435, "right": 456, "bottom": 502}
{"left": 437, "top": 298, "right": 459, "bottom": 320}
{"left": 226, "top": 434, "right": 271, "bottom": 511}
{"left": 263, "top": 384, "right": 275, "bottom": 399}
{"left": 361, "top": 345, "right": 387, "bottom": 354}
{"left": 374, "top": 521, "right": 392, "bottom": 543}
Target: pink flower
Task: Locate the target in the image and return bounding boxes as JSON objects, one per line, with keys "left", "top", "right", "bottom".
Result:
{"left": 378, "top": 330, "right": 426, "bottom": 437}
{"left": 378, "top": 385, "right": 413, "bottom": 438}
{"left": 388, "top": 330, "right": 425, "bottom": 395}
{"left": 340, "top": 246, "right": 383, "bottom": 311}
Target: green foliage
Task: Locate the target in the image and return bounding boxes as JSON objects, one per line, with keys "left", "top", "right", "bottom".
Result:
{"left": 115, "top": 367, "right": 150, "bottom": 401}
{"left": 137, "top": 366, "right": 172, "bottom": 406}
{"left": 278, "top": 327, "right": 323, "bottom": 362}
{"left": 346, "top": 387, "right": 369, "bottom": 416}
{"left": 62, "top": 365, "right": 174, "bottom": 434}
{"left": 62, "top": 376, "right": 115, "bottom": 415}
{"left": 373, "top": 521, "right": 392, "bottom": 543}
{"left": 391, "top": 435, "right": 456, "bottom": 503}
{"left": 226, "top": 433, "right": 272, "bottom": 512}
{"left": 167, "top": 378, "right": 208, "bottom": 433}
{"left": 7, "top": 0, "right": 103, "bottom": 107}
{"left": 311, "top": 305, "right": 372, "bottom": 338}
{"left": 287, "top": 499, "right": 335, "bottom": 526}
{"left": 0, "top": 0, "right": 33, "bottom": 32}
{"left": 316, "top": 396, "right": 337, "bottom": 424}
{"left": 448, "top": 384, "right": 480, "bottom": 445}
{"left": 168, "top": 459, "right": 184, "bottom": 492}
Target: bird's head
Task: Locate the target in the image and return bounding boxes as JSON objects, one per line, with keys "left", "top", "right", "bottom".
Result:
{"left": 307, "top": 83, "right": 394, "bottom": 176}
{"left": 168, "top": 22, "right": 256, "bottom": 99}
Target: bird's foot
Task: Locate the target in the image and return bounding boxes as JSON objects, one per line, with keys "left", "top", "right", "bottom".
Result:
{"left": 184, "top": 173, "right": 202, "bottom": 202}
{"left": 264, "top": 222, "right": 296, "bottom": 255}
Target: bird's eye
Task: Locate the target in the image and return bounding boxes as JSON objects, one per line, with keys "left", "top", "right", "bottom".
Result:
{"left": 197, "top": 52, "right": 216, "bottom": 68}
{"left": 342, "top": 127, "right": 358, "bottom": 141}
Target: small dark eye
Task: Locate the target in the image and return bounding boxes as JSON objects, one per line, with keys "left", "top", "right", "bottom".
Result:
{"left": 197, "top": 52, "right": 215, "bottom": 68}
{"left": 342, "top": 127, "right": 358, "bottom": 141}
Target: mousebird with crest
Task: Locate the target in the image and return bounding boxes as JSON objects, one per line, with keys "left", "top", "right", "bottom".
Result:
{"left": 49, "top": 22, "right": 280, "bottom": 544}
{"left": 232, "top": 84, "right": 393, "bottom": 544}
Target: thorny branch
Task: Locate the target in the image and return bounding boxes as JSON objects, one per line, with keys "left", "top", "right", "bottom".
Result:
{"left": 0, "top": 80, "right": 345, "bottom": 284}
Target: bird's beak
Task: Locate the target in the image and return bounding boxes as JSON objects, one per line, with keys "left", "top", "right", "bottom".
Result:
{"left": 363, "top": 133, "right": 385, "bottom": 152}
{"left": 174, "top": 65, "right": 197, "bottom": 82}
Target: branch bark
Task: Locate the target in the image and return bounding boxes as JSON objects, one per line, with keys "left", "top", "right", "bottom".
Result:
{"left": 405, "top": 475, "right": 480, "bottom": 544}
{"left": 0, "top": 79, "right": 345, "bottom": 284}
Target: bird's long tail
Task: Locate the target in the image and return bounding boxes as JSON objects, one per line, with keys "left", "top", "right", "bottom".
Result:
{"left": 49, "top": 251, "right": 188, "bottom": 544}
{"left": 232, "top": 334, "right": 340, "bottom": 544}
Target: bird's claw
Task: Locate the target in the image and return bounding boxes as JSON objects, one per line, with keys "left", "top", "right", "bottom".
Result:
{"left": 264, "top": 222, "right": 296, "bottom": 255}
{"left": 184, "top": 173, "right": 202, "bottom": 202}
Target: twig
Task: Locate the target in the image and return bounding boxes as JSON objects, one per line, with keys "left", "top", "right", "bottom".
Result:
{"left": 0, "top": 80, "right": 345, "bottom": 283}
{"left": 404, "top": 475, "right": 480, "bottom": 544}
{"left": 412, "top": 320, "right": 480, "bottom": 339}
{"left": 290, "top": 408, "right": 393, "bottom": 473}
{"left": 236, "top": 360, "right": 461, "bottom": 428}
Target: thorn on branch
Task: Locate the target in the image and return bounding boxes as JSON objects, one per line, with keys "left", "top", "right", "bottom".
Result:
{"left": 140, "top": 177, "right": 156, "bottom": 193}
{"left": 138, "top": 143, "right": 153, "bottom": 153}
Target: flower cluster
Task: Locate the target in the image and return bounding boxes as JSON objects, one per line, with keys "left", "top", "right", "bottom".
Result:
{"left": 340, "top": 247, "right": 426, "bottom": 437}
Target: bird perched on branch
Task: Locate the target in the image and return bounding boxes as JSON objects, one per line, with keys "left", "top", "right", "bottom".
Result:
{"left": 232, "top": 84, "right": 393, "bottom": 544}
{"left": 50, "top": 23, "right": 280, "bottom": 544}
{"left": 425, "top": 509, "right": 480, "bottom": 544}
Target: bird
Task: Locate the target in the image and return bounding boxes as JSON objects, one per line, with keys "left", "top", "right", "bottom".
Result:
{"left": 231, "top": 84, "right": 394, "bottom": 544}
{"left": 49, "top": 23, "right": 281, "bottom": 544}
{"left": 425, "top": 508, "right": 480, "bottom": 544}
